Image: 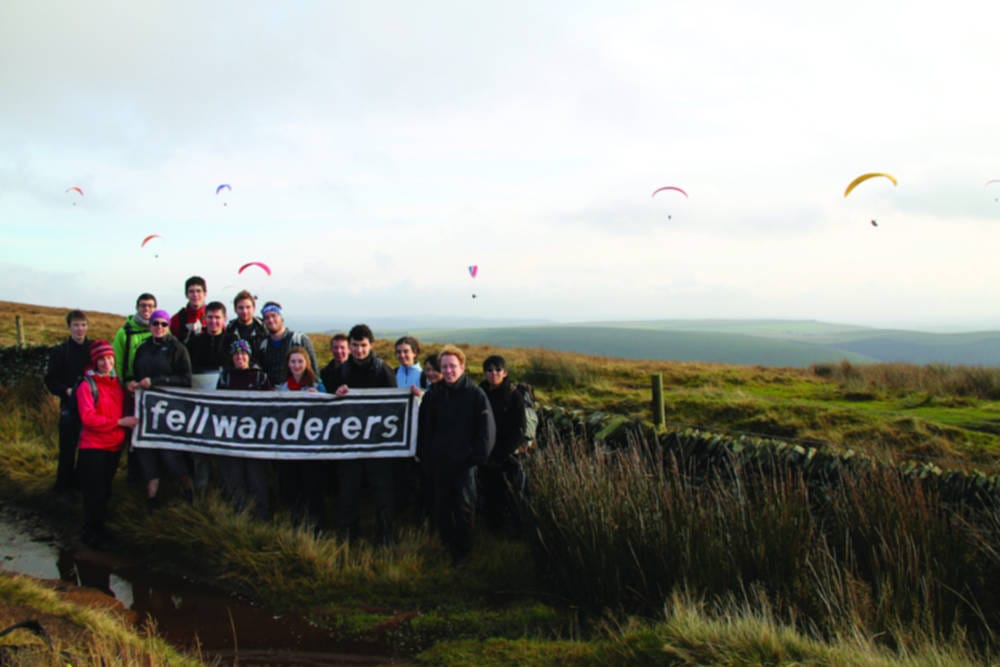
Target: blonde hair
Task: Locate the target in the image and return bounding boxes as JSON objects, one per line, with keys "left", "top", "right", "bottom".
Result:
{"left": 438, "top": 344, "right": 466, "bottom": 367}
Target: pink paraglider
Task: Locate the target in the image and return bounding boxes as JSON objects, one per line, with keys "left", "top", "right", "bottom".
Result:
{"left": 468, "top": 265, "right": 478, "bottom": 278}
{"left": 238, "top": 261, "right": 271, "bottom": 276}
{"left": 651, "top": 186, "right": 688, "bottom": 198}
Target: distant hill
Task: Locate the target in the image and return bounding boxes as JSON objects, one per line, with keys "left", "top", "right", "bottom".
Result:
{"left": 7, "top": 301, "right": 1000, "bottom": 368}
{"left": 387, "top": 320, "right": 1000, "bottom": 367}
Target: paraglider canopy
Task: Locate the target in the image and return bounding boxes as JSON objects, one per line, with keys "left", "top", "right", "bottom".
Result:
{"left": 238, "top": 261, "right": 271, "bottom": 276}
{"left": 66, "top": 186, "right": 84, "bottom": 196}
{"left": 651, "top": 186, "right": 688, "bottom": 198}
{"left": 844, "top": 173, "right": 897, "bottom": 198}
{"left": 140, "top": 234, "right": 160, "bottom": 248}
{"left": 216, "top": 184, "right": 232, "bottom": 194}
{"left": 468, "top": 265, "right": 478, "bottom": 278}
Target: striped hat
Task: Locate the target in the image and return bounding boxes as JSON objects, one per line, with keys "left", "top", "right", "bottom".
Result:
{"left": 89, "top": 340, "right": 115, "bottom": 364}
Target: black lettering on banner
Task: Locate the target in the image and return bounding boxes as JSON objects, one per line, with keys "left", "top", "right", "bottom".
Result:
{"left": 132, "top": 387, "right": 418, "bottom": 460}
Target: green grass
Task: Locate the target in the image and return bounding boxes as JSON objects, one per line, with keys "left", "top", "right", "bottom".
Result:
{"left": 7, "top": 302, "right": 1000, "bottom": 663}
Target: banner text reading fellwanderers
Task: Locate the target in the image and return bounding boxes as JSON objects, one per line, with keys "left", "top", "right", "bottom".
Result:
{"left": 132, "top": 387, "right": 418, "bottom": 460}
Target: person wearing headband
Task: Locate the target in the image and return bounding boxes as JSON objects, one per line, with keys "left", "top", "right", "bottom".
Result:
{"left": 258, "top": 301, "right": 317, "bottom": 386}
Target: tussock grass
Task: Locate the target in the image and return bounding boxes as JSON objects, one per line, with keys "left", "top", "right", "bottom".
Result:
{"left": 419, "top": 594, "right": 980, "bottom": 666}
{"left": 0, "top": 572, "right": 200, "bottom": 665}
{"left": 526, "top": 432, "right": 1000, "bottom": 653}
{"left": 815, "top": 360, "right": 1000, "bottom": 400}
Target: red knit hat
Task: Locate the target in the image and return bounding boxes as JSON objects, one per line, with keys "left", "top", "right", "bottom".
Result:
{"left": 89, "top": 340, "right": 114, "bottom": 364}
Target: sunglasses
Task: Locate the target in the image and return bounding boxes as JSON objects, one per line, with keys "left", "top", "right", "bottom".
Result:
{"left": 150, "top": 321, "right": 170, "bottom": 328}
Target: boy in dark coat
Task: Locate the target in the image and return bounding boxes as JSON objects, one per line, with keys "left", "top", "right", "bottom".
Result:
{"left": 417, "top": 345, "right": 496, "bottom": 565}
{"left": 44, "top": 309, "right": 91, "bottom": 495}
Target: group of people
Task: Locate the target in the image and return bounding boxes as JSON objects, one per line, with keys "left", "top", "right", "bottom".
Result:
{"left": 44, "top": 276, "right": 532, "bottom": 565}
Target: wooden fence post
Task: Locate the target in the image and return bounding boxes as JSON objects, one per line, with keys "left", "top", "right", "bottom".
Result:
{"left": 651, "top": 372, "right": 664, "bottom": 427}
{"left": 15, "top": 315, "right": 24, "bottom": 348}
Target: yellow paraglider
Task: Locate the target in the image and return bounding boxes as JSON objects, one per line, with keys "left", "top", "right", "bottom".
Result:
{"left": 844, "top": 172, "right": 897, "bottom": 198}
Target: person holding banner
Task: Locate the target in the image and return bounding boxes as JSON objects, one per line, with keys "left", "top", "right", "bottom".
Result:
{"left": 276, "top": 346, "right": 327, "bottom": 531}
{"left": 216, "top": 339, "right": 274, "bottom": 520}
{"left": 332, "top": 324, "right": 398, "bottom": 545}
{"left": 186, "top": 300, "right": 233, "bottom": 494}
{"left": 417, "top": 345, "right": 496, "bottom": 567}
{"left": 319, "top": 333, "right": 349, "bottom": 391}
{"left": 76, "top": 340, "right": 137, "bottom": 550}
{"left": 129, "top": 309, "right": 194, "bottom": 510}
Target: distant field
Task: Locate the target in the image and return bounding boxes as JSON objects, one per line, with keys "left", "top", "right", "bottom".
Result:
{"left": 7, "top": 299, "right": 1000, "bottom": 368}
{"left": 388, "top": 321, "right": 1000, "bottom": 367}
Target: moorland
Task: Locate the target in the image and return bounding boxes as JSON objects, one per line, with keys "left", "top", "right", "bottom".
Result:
{"left": 2, "top": 299, "right": 1000, "bottom": 665}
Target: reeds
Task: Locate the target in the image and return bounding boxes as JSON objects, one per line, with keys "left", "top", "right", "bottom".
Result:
{"left": 814, "top": 360, "right": 1000, "bottom": 400}
{"left": 525, "top": 431, "right": 1000, "bottom": 651}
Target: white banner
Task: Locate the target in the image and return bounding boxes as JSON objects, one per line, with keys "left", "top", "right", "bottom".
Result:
{"left": 132, "top": 387, "right": 418, "bottom": 460}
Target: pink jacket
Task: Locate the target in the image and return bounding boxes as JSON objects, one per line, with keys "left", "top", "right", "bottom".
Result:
{"left": 76, "top": 372, "right": 128, "bottom": 452}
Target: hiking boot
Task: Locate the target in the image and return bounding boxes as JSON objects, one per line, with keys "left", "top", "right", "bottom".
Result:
{"left": 146, "top": 496, "right": 162, "bottom": 512}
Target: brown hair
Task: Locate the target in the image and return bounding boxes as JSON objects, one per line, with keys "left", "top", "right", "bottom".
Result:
{"left": 285, "top": 345, "right": 318, "bottom": 387}
{"left": 233, "top": 289, "right": 256, "bottom": 310}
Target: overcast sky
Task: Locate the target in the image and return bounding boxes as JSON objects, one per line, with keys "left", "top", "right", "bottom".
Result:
{"left": 2, "top": 1, "right": 998, "bottom": 331}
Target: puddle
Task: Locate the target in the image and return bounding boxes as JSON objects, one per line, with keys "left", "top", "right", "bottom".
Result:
{"left": 0, "top": 504, "right": 410, "bottom": 666}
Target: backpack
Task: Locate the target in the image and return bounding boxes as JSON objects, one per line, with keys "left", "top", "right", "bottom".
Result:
{"left": 515, "top": 382, "right": 539, "bottom": 445}
{"left": 84, "top": 375, "right": 99, "bottom": 407}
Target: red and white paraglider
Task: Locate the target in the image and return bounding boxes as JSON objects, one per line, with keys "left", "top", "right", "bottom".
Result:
{"left": 66, "top": 186, "right": 84, "bottom": 206}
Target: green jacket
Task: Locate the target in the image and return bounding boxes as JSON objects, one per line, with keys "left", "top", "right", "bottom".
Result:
{"left": 112, "top": 315, "right": 152, "bottom": 383}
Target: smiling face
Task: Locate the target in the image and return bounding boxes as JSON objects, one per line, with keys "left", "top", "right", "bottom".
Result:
{"left": 287, "top": 352, "right": 307, "bottom": 380}
{"left": 440, "top": 353, "right": 464, "bottom": 385}
{"left": 68, "top": 318, "right": 89, "bottom": 344}
{"left": 95, "top": 354, "right": 115, "bottom": 376}
{"left": 395, "top": 343, "right": 415, "bottom": 367}
{"left": 149, "top": 318, "right": 170, "bottom": 339}
{"left": 350, "top": 338, "right": 371, "bottom": 361}
{"left": 235, "top": 298, "right": 255, "bottom": 324}
{"left": 263, "top": 310, "right": 284, "bottom": 335}
{"left": 186, "top": 283, "right": 206, "bottom": 309}
{"left": 483, "top": 365, "right": 507, "bottom": 387}
{"left": 204, "top": 309, "right": 225, "bottom": 335}
{"left": 330, "top": 339, "right": 349, "bottom": 364}
{"left": 136, "top": 298, "right": 156, "bottom": 320}
{"left": 232, "top": 350, "right": 250, "bottom": 370}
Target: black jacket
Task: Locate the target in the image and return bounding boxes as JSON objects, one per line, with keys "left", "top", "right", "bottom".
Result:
{"left": 319, "top": 360, "right": 343, "bottom": 393}
{"left": 226, "top": 317, "right": 268, "bottom": 366}
{"left": 479, "top": 378, "right": 526, "bottom": 463}
{"left": 258, "top": 330, "right": 317, "bottom": 386}
{"left": 133, "top": 335, "right": 193, "bottom": 387}
{"left": 331, "top": 353, "right": 397, "bottom": 389}
{"left": 217, "top": 366, "right": 272, "bottom": 391}
{"left": 44, "top": 337, "right": 92, "bottom": 408}
{"left": 418, "top": 374, "right": 496, "bottom": 467}
{"left": 186, "top": 331, "right": 234, "bottom": 373}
